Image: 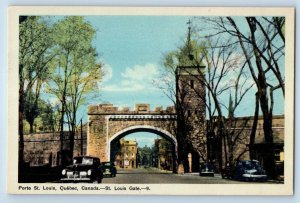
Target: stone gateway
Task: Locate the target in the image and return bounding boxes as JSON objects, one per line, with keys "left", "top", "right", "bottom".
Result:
{"left": 87, "top": 104, "right": 178, "bottom": 162}
{"left": 87, "top": 66, "right": 207, "bottom": 173}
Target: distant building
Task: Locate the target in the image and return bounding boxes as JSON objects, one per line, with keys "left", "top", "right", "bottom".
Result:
{"left": 114, "top": 139, "right": 138, "bottom": 169}
{"left": 137, "top": 145, "right": 154, "bottom": 167}
{"left": 153, "top": 139, "right": 174, "bottom": 171}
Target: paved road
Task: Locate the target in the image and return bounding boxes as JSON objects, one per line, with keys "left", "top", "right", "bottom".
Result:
{"left": 102, "top": 167, "right": 279, "bottom": 184}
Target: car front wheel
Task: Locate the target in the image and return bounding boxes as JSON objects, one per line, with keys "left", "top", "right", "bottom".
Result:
{"left": 90, "top": 173, "right": 102, "bottom": 183}
{"left": 91, "top": 177, "right": 102, "bottom": 183}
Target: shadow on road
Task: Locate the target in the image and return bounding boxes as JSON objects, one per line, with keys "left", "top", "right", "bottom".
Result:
{"left": 116, "top": 167, "right": 173, "bottom": 174}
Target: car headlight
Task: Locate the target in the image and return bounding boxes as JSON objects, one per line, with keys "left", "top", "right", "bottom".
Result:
{"left": 62, "top": 169, "right": 66, "bottom": 175}
{"left": 87, "top": 169, "right": 92, "bottom": 176}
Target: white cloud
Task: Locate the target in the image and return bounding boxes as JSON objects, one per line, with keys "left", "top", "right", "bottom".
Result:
{"left": 102, "top": 83, "right": 144, "bottom": 92}
{"left": 152, "top": 71, "right": 175, "bottom": 90}
{"left": 102, "top": 64, "right": 113, "bottom": 82}
{"left": 102, "top": 63, "right": 160, "bottom": 92}
{"left": 121, "top": 63, "right": 159, "bottom": 81}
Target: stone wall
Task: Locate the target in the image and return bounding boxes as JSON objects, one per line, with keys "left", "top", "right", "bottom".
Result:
{"left": 22, "top": 114, "right": 284, "bottom": 172}
{"left": 210, "top": 115, "right": 285, "bottom": 171}
{"left": 23, "top": 131, "right": 87, "bottom": 166}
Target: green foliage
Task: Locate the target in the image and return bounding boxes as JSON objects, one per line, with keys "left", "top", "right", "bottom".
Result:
{"left": 163, "top": 38, "right": 206, "bottom": 72}
{"left": 23, "top": 99, "right": 57, "bottom": 134}
{"left": 39, "top": 102, "right": 57, "bottom": 132}
{"left": 44, "top": 15, "right": 102, "bottom": 157}
{"left": 20, "top": 16, "right": 102, "bottom": 135}
{"left": 20, "top": 16, "right": 57, "bottom": 135}
{"left": 19, "top": 16, "right": 54, "bottom": 89}
{"left": 47, "top": 16, "right": 101, "bottom": 101}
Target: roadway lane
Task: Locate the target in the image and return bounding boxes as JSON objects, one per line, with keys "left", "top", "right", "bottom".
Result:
{"left": 102, "top": 167, "right": 278, "bottom": 184}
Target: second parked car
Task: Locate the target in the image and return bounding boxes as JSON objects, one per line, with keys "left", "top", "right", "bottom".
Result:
{"left": 199, "top": 163, "right": 214, "bottom": 177}
{"left": 222, "top": 160, "right": 267, "bottom": 181}
{"left": 100, "top": 162, "right": 117, "bottom": 177}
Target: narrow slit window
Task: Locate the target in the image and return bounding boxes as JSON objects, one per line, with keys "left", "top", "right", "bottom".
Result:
{"left": 190, "top": 80, "right": 194, "bottom": 88}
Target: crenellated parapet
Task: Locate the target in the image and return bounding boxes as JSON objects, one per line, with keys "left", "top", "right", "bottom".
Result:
{"left": 88, "top": 103, "right": 176, "bottom": 115}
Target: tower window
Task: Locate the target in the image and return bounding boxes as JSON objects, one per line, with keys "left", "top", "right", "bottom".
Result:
{"left": 190, "top": 80, "right": 194, "bottom": 88}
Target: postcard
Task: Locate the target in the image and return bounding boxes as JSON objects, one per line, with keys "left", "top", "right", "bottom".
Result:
{"left": 7, "top": 6, "right": 294, "bottom": 195}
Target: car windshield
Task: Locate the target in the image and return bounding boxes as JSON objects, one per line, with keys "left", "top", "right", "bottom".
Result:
{"left": 240, "top": 161, "right": 261, "bottom": 170}
{"left": 102, "top": 162, "right": 112, "bottom": 166}
{"left": 201, "top": 164, "right": 213, "bottom": 170}
{"left": 73, "top": 157, "right": 93, "bottom": 165}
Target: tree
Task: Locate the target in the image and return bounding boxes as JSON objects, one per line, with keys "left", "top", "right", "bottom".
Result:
{"left": 195, "top": 16, "right": 285, "bottom": 178}
{"left": 228, "top": 17, "right": 283, "bottom": 178}
{"left": 24, "top": 73, "right": 48, "bottom": 133}
{"left": 19, "top": 16, "right": 55, "bottom": 168}
{"left": 65, "top": 61, "right": 102, "bottom": 160}
{"left": 196, "top": 39, "right": 254, "bottom": 169}
{"left": 47, "top": 16, "right": 101, "bottom": 165}
{"left": 39, "top": 101, "right": 57, "bottom": 132}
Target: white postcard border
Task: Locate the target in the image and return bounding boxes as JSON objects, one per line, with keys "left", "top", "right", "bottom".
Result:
{"left": 7, "top": 6, "right": 295, "bottom": 195}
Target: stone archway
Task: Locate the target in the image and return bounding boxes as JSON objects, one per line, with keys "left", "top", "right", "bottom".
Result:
{"left": 87, "top": 104, "right": 177, "bottom": 164}
{"left": 108, "top": 124, "right": 178, "bottom": 162}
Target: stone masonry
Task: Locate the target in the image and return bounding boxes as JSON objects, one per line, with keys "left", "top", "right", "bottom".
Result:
{"left": 87, "top": 104, "right": 177, "bottom": 162}
{"left": 176, "top": 66, "right": 207, "bottom": 163}
{"left": 87, "top": 66, "right": 207, "bottom": 168}
{"left": 23, "top": 131, "right": 87, "bottom": 166}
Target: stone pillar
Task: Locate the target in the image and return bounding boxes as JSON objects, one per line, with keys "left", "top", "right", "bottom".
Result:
{"left": 87, "top": 115, "right": 108, "bottom": 162}
{"left": 177, "top": 163, "right": 184, "bottom": 174}
{"left": 158, "top": 155, "right": 160, "bottom": 169}
{"left": 188, "top": 153, "right": 192, "bottom": 172}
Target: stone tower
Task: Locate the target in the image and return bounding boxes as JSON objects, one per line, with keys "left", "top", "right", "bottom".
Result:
{"left": 175, "top": 66, "right": 207, "bottom": 167}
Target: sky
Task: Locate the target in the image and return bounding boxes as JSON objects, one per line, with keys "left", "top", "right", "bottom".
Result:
{"left": 44, "top": 16, "right": 285, "bottom": 147}
{"left": 123, "top": 132, "right": 163, "bottom": 148}
{"left": 84, "top": 16, "right": 190, "bottom": 109}
{"left": 79, "top": 16, "right": 284, "bottom": 117}
{"left": 83, "top": 16, "right": 191, "bottom": 147}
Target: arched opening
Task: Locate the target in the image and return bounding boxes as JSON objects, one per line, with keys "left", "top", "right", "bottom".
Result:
{"left": 108, "top": 125, "right": 177, "bottom": 173}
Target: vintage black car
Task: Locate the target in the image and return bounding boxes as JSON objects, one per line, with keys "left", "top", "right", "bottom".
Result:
{"left": 222, "top": 160, "right": 267, "bottom": 181}
{"left": 100, "top": 162, "right": 117, "bottom": 177}
{"left": 61, "top": 156, "right": 103, "bottom": 183}
{"left": 199, "top": 163, "right": 214, "bottom": 177}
